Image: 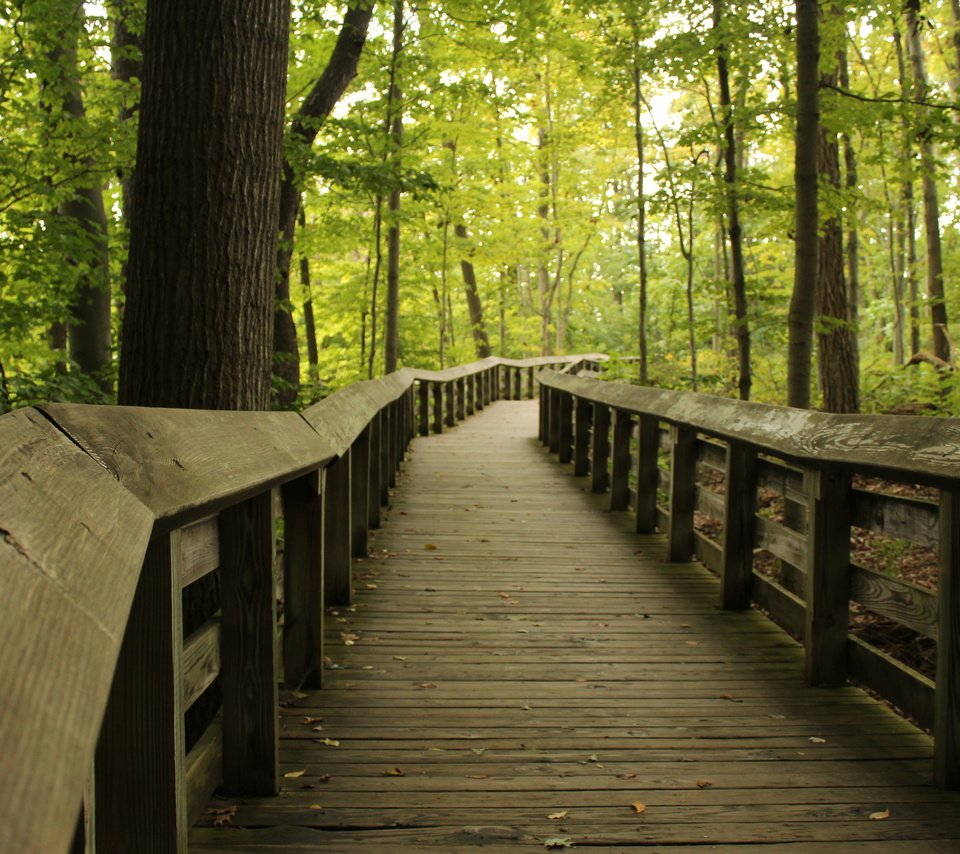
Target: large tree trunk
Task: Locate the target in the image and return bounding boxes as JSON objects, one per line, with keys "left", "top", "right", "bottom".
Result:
{"left": 905, "top": 0, "right": 950, "bottom": 365}
{"left": 714, "top": 0, "right": 751, "bottom": 400}
{"left": 383, "top": 0, "right": 404, "bottom": 374}
{"left": 787, "top": 0, "right": 819, "bottom": 409}
{"left": 454, "top": 224, "right": 492, "bottom": 358}
{"left": 118, "top": 0, "right": 290, "bottom": 410}
{"left": 273, "top": 3, "right": 373, "bottom": 406}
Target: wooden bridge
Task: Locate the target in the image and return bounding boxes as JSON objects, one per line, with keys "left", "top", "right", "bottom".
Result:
{"left": 4, "top": 355, "right": 960, "bottom": 851}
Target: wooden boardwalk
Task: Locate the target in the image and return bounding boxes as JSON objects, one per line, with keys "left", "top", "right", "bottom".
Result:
{"left": 190, "top": 400, "right": 960, "bottom": 852}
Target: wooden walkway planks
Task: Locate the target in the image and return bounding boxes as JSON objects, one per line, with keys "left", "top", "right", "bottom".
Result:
{"left": 190, "top": 400, "right": 960, "bottom": 852}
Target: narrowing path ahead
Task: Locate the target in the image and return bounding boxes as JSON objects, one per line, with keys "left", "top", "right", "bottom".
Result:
{"left": 190, "top": 399, "right": 960, "bottom": 852}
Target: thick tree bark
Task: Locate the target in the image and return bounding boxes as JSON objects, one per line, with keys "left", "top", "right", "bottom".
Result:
{"left": 454, "top": 223, "right": 492, "bottom": 358}
{"left": 905, "top": 0, "right": 951, "bottom": 366}
{"left": 118, "top": 0, "right": 290, "bottom": 410}
{"left": 787, "top": 0, "right": 819, "bottom": 409}
{"left": 383, "top": 0, "right": 404, "bottom": 374}
{"left": 714, "top": 0, "right": 751, "bottom": 400}
{"left": 273, "top": 3, "right": 372, "bottom": 405}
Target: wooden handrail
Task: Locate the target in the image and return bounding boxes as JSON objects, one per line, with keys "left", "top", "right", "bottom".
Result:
{"left": 0, "top": 354, "right": 601, "bottom": 853}
{"left": 538, "top": 369, "right": 960, "bottom": 790}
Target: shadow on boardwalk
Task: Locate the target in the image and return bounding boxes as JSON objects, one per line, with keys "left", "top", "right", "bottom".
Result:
{"left": 191, "top": 399, "right": 960, "bottom": 852}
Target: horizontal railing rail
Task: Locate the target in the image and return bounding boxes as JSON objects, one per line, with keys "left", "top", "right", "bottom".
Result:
{"left": 538, "top": 369, "right": 960, "bottom": 791}
{"left": 0, "top": 354, "right": 601, "bottom": 853}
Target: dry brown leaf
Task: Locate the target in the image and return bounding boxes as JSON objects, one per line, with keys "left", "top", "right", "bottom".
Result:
{"left": 319, "top": 774, "right": 332, "bottom": 783}
{"left": 312, "top": 725, "right": 324, "bottom": 732}
{"left": 696, "top": 780, "right": 713, "bottom": 789}
{"left": 419, "top": 682, "right": 437, "bottom": 689}
{"left": 384, "top": 767, "right": 405, "bottom": 776}
{"left": 869, "top": 808, "right": 891, "bottom": 821}
{"left": 291, "top": 690, "right": 310, "bottom": 699}
{"left": 547, "top": 810, "right": 569, "bottom": 820}
{"left": 617, "top": 773, "right": 637, "bottom": 780}
{"left": 308, "top": 804, "right": 323, "bottom": 810}
{"left": 283, "top": 769, "right": 307, "bottom": 778}
{"left": 365, "top": 582, "right": 378, "bottom": 589}
{"left": 808, "top": 736, "right": 827, "bottom": 744}
{"left": 424, "top": 543, "right": 438, "bottom": 550}
{"left": 301, "top": 716, "right": 323, "bottom": 725}
{"left": 631, "top": 801, "right": 646, "bottom": 814}
{"left": 207, "top": 805, "right": 237, "bottom": 828}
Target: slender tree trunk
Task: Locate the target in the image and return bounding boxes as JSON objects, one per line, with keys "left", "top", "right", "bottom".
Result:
{"left": 383, "top": 0, "right": 403, "bottom": 374}
{"left": 787, "top": 0, "right": 819, "bottom": 409}
{"left": 537, "top": 127, "right": 553, "bottom": 356}
{"left": 839, "top": 47, "right": 860, "bottom": 377}
{"left": 631, "top": 60, "right": 649, "bottom": 385}
{"left": 367, "top": 196, "right": 384, "bottom": 379}
{"left": 273, "top": 4, "right": 372, "bottom": 406}
{"left": 298, "top": 206, "right": 318, "bottom": 382}
{"left": 906, "top": 0, "right": 950, "bottom": 365}
{"left": 454, "top": 224, "right": 492, "bottom": 358}
{"left": 118, "top": 0, "right": 290, "bottom": 410}
{"left": 714, "top": 0, "right": 751, "bottom": 400}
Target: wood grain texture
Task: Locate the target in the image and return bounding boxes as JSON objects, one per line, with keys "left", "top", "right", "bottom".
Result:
{"left": 183, "top": 616, "right": 221, "bottom": 712}
{"left": 591, "top": 403, "right": 611, "bottom": 494}
{"left": 0, "top": 408, "right": 154, "bottom": 854}
{"left": 180, "top": 515, "right": 219, "bottom": 587}
{"left": 41, "top": 402, "right": 336, "bottom": 531}
{"left": 189, "top": 400, "right": 960, "bottom": 850}
{"left": 667, "top": 425, "right": 697, "bottom": 562}
{"left": 936, "top": 489, "right": 960, "bottom": 788}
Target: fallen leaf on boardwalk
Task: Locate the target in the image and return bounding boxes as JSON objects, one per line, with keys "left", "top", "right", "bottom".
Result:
{"left": 207, "top": 806, "right": 237, "bottom": 827}
{"left": 630, "top": 802, "right": 646, "bottom": 814}
{"left": 548, "top": 811, "right": 569, "bottom": 820}
{"left": 301, "top": 716, "right": 323, "bottom": 725}
{"left": 419, "top": 682, "right": 437, "bottom": 689}
{"left": 393, "top": 655, "right": 408, "bottom": 661}
{"left": 680, "top": 623, "right": 691, "bottom": 629}
{"left": 312, "top": 725, "right": 324, "bottom": 732}
{"left": 685, "top": 641, "right": 699, "bottom": 647}
{"left": 808, "top": 736, "right": 827, "bottom": 744}
{"left": 466, "top": 774, "right": 489, "bottom": 779}
{"left": 521, "top": 704, "right": 532, "bottom": 711}
{"left": 471, "top": 747, "right": 486, "bottom": 755}
{"left": 365, "top": 583, "right": 378, "bottom": 589}
{"left": 696, "top": 780, "right": 713, "bottom": 789}
{"left": 617, "top": 773, "right": 637, "bottom": 780}
{"left": 319, "top": 738, "right": 340, "bottom": 747}
{"left": 292, "top": 690, "right": 310, "bottom": 699}
{"left": 499, "top": 592, "right": 512, "bottom": 599}
{"left": 588, "top": 754, "right": 600, "bottom": 763}
{"left": 544, "top": 838, "right": 573, "bottom": 849}
{"left": 319, "top": 774, "right": 332, "bottom": 783}
{"left": 718, "top": 694, "right": 743, "bottom": 703}
{"left": 425, "top": 543, "right": 438, "bottom": 550}
{"left": 284, "top": 769, "right": 307, "bottom": 778}
{"left": 362, "top": 665, "right": 374, "bottom": 670}
{"left": 869, "top": 809, "right": 891, "bottom": 821}
{"left": 308, "top": 804, "right": 323, "bottom": 810}
{"left": 384, "top": 767, "right": 405, "bottom": 776}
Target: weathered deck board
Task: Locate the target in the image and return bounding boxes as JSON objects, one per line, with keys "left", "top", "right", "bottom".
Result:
{"left": 190, "top": 400, "right": 960, "bottom": 851}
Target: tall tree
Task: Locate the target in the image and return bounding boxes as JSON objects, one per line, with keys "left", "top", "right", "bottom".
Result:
{"left": 274, "top": 2, "right": 373, "bottom": 406}
{"left": 713, "top": 0, "right": 751, "bottom": 400}
{"left": 383, "top": 0, "right": 404, "bottom": 373}
{"left": 787, "top": 0, "right": 819, "bottom": 409}
{"left": 905, "top": 0, "right": 951, "bottom": 367}
{"left": 118, "top": 0, "right": 290, "bottom": 409}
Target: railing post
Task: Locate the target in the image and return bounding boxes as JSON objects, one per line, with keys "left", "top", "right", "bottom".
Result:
{"left": 548, "top": 387, "right": 561, "bottom": 453}
{"left": 351, "top": 430, "right": 370, "bottom": 557}
{"left": 282, "top": 472, "right": 323, "bottom": 690}
{"left": 95, "top": 531, "right": 187, "bottom": 851}
{"left": 513, "top": 367, "right": 521, "bottom": 399}
{"left": 804, "top": 465, "right": 851, "bottom": 687}
{"left": 378, "top": 409, "right": 390, "bottom": 507}
{"left": 667, "top": 425, "right": 697, "bottom": 562}
{"left": 558, "top": 391, "right": 574, "bottom": 464}
{"left": 418, "top": 381, "right": 429, "bottom": 437}
{"left": 323, "top": 451, "right": 352, "bottom": 607}
{"left": 387, "top": 400, "right": 399, "bottom": 486}
{"left": 591, "top": 402, "right": 611, "bottom": 493}
{"left": 220, "top": 491, "right": 279, "bottom": 796}
{"left": 721, "top": 441, "right": 758, "bottom": 609}
{"left": 527, "top": 366, "right": 535, "bottom": 398}
{"left": 610, "top": 410, "right": 633, "bottom": 511}
{"left": 368, "top": 412, "right": 382, "bottom": 529}
{"left": 574, "top": 397, "right": 591, "bottom": 477}
{"left": 937, "top": 488, "right": 960, "bottom": 789}
{"left": 445, "top": 381, "right": 456, "bottom": 427}
{"left": 635, "top": 415, "right": 659, "bottom": 533}
{"left": 539, "top": 385, "right": 549, "bottom": 443}
{"left": 432, "top": 382, "right": 443, "bottom": 433}
{"left": 456, "top": 377, "right": 466, "bottom": 421}
{"left": 478, "top": 370, "right": 487, "bottom": 409}
{"left": 467, "top": 374, "right": 476, "bottom": 415}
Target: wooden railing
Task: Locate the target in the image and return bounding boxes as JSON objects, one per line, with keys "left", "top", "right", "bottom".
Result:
{"left": 0, "top": 355, "right": 598, "bottom": 854}
{"left": 538, "top": 369, "right": 960, "bottom": 790}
